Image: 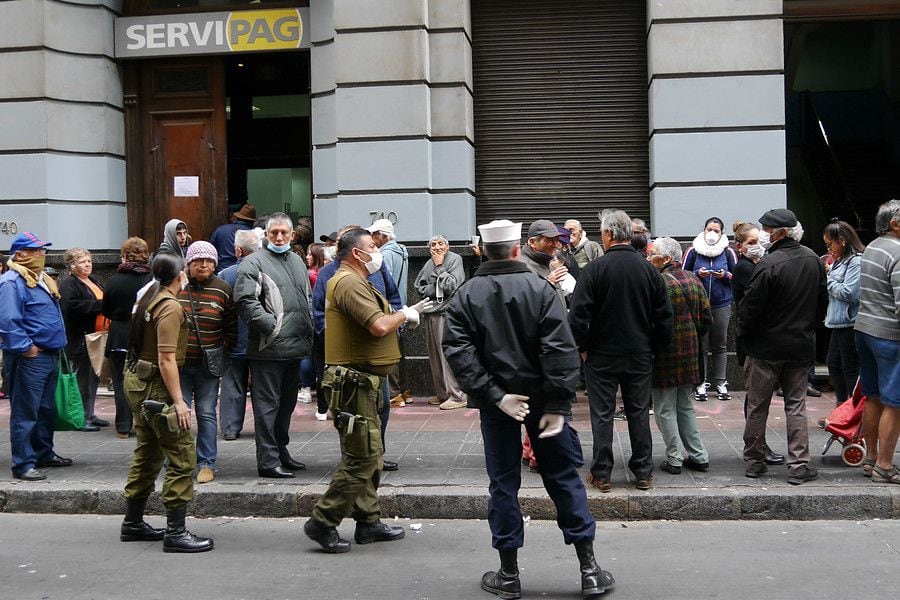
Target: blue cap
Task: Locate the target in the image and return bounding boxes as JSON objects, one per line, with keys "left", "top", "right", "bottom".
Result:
{"left": 9, "top": 232, "right": 52, "bottom": 254}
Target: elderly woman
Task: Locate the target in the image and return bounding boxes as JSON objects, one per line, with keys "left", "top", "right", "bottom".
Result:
{"left": 415, "top": 235, "right": 467, "bottom": 410}
{"left": 59, "top": 247, "right": 108, "bottom": 431}
{"left": 647, "top": 237, "right": 712, "bottom": 473}
{"left": 102, "top": 237, "right": 154, "bottom": 438}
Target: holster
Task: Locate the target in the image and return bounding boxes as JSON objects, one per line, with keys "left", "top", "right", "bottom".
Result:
{"left": 323, "top": 365, "right": 383, "bottom": 458}
{"left": 132, "top": 359, "right": 159, "bottom": 382}
{"left": 141, "top": 399, "right": 178, "bottom": 433}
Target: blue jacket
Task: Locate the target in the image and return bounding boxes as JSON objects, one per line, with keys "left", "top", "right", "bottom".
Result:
{"left": 824, "top": 254, "right": 861, "bottom": 329}
{"left": 682, "top": 234, "right": 737, "bottom": 309}
{"left": 0, "top": 271, "right": 67, "bottom": 353}
{"left": 312, "top": 260, "right": 402, "bottom": 335}
{"left": 219, "top": 262, "right": 248, "bottom": 356}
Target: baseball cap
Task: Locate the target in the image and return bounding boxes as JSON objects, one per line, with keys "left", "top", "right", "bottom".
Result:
{"left": 319, "top": 231, "right": 338, "bottom": 243}
{"left": 366, "top": 219, "right": 395, "bottom": 236}
{"left": 10, "top": 232, "right": 52, "bottom": 254}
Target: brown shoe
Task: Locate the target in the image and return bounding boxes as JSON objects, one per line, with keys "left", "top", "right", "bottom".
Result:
{"left": 401, "top": 389, "right": 413, "bottom": 404}
{"left": 587, "top": 473, "right": 611, "bottom": 493}
{"left": 390, "top": 393, "right": 406, "bottom": 408}
{"left": 196, "top": 466, "right": 215, "bottom": 484}
{"left": 634, "top": 475, "right": 653, "bottom": 490}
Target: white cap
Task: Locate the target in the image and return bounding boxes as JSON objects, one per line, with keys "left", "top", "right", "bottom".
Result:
{"left": 366, "top": 218, "right": 394, "bottom": 235}
{"left": 478, "top": 220, "right": 522, "bottom": 243}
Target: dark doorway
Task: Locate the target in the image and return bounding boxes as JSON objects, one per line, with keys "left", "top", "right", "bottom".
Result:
{"left": 224, "top": 52, "right": 311, "bottom": 223}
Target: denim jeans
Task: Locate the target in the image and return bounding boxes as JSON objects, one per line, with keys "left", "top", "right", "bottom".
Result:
{"left": 5, "top": 350, "right": 59, "bottom": 475}
{"left": 300, "top": 357, "right": 314, "bottom": 389}
{"left": 180, "top": 364, "right": 221, "bottom": 469}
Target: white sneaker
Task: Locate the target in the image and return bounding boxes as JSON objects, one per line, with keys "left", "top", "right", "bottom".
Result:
{"left": 694, "top": 383, "right": 709, "bottom": 401}
{"left": 716, "top": 382, "right": 731, "bottom": 401}
{"left": 315, "top": 410, "right": 328, "bottom": 421}
{"left": 298, "top": 387, "right": 312, "bottom": 403}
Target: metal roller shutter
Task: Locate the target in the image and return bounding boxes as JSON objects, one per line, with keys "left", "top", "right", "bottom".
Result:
{"left": 472, "top": 0, "right": 649, "bottom": 237}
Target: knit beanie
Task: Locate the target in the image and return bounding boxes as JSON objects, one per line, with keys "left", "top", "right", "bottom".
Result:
{"left": 185, "top": 241, "right": 218, "bottom": 267}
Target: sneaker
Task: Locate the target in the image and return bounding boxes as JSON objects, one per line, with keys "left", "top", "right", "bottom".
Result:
{"left": 745, "top": 462, "right": 768, "bottom": 479}
{"left": 694, "top": 383, "right": 708, "bottom": 402}
{"left": 439, "top": 398, "right": 467, "bottom": 410}
{"left": 716, "top": 382, "right": 731, "bottom": 401}
{"left": 389, "top": 393, "right": 406, "bottom": 408}
{"left": 401, "top": 389, "right": 414, "bottom": 404}
{"left": 196, "top": 466, "right": 215, "bottom": 484}
{"left": 613, "top": 409, "right": 626, "bottom": 421}
{"left": 298, "top": 387, "right": 312, "bottom": 403}
{"left": 787, "top": 465, "right": 819, "bottom": 485}
{"left": 315, "top": 411, "right": 328, "bottom": 421}
{"left": 428, "top": 396, "right": 443, "bottom": 406}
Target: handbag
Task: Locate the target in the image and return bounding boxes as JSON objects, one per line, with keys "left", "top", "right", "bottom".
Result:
{"left": 84, "top": 318, "right": 111, "bottom": 380}
{"left": 54, "top": 351, "right": 86, "bottom": 431}
{"left": 186, "top": 285, "right": 226, "bottom": 378}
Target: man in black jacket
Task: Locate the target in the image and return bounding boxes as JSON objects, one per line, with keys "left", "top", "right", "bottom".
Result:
{"left": 568, "top": 210, "right": 674, "bottom": 492}
{"left": 443, "top": 219, "right": 614, "bottom": 600}
{"left": 739, "top": 208, "right": 826, "bottom": 484}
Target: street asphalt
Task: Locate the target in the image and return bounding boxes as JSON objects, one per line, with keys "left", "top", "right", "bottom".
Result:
{"left": 2, "top": 514, "right": 900, "bottom": 600}
{"left": 1, "top": 389, "right": 898, "bottom": 521}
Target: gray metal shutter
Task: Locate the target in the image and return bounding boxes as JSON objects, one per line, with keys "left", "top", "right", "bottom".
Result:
{"left": 472, "top": 0, "right": 649, "bottom": 237}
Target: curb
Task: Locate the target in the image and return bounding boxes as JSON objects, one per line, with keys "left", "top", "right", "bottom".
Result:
{"left": 1, "top": 483, "right": 898, "bottom": 521}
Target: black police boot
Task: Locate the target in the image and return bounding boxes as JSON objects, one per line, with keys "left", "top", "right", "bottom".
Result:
{"left": 481, "top": 549, "right": 521, "bottom": 599}
{"left": 354, "top": 520, "right": 405, "bottom": 544}
{"left": 162, "top": 507, "right": 214, "bottom": 553}
{"left": 575, "top": 541, "right": 615, "bottom": 598}
{"left": 304, "top": 517, "right": 351, "bottom": 553}
{"left": 120, "top": 497, "right": 164, "bottom": 542}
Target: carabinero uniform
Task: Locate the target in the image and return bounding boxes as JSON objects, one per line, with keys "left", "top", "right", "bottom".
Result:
{"left": 312, "top": 263, "right": 400, "bottom": 527}
{"left": 123, "top": 288, "right": 195, "bottom": 510}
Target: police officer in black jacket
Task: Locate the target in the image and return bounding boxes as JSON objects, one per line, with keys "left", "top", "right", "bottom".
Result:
{"left": 443, "top": 219, "right": 614, "bottom": 600}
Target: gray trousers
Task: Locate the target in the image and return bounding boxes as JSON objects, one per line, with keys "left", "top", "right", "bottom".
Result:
{"left": 219, "top": 355, "right": 249, "bottom": 437}
{"left": 424, "top": 313, "right": 466, "bottom": 402}
{"left": 742, "top": 357, "right": 810, "bottom": 473}
{"left": 249, "top": 359, "right": 301, "bottom": 470}
{"left": 652, "top": 385, "right": 708, "bottom": 466}
{"left": 702, "top": 306, "right": 731, "bottom": 386}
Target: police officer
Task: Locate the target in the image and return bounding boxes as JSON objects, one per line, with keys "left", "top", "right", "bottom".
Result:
{"left": 304, "top": 228, "right": 431, "bottom": 553}
{"left": 119, "top": 254, "right": 213, "bottom": 553}
{"left": 443, "top": 220, "right": 614, "bottom": 599}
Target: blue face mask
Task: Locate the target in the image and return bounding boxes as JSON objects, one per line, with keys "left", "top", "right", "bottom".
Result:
{"left": 267, "top": 242, "right": 291, "bottom": 254}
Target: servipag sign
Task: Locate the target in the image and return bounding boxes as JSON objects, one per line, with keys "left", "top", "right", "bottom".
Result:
{"left": 114, "top": 8, "right": 310, "bottom": 58}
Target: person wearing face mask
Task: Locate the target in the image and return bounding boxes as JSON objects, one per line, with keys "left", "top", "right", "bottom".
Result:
{"left": 0, "top": 232, "right": 71, "bottom": 481}
{"left": 683, "top": 217, "right": 738, "bottom": 402}
{"left": 234, "top": 213, "right": 314, "bottom": 479}
{"left": 738, "top": 208, "right": 826, "bottom": 485}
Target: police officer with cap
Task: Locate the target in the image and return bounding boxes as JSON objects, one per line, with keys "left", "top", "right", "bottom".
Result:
{"left": 443, "top": 220, "right": 615, "bottom": 599}
{"left": 304, "top": 228, "right": 432, "bottom": 553}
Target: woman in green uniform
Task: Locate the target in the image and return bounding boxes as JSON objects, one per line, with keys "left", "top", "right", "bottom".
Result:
{"left": 118, "top": 254, "right": 213, "bottom": 553}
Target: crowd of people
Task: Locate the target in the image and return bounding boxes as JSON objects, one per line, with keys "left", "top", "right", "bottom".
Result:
{"left": 0, "top": 200, "right": 898, "bottom": 584}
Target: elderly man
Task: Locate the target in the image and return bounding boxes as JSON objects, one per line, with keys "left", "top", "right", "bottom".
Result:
{"left": 647, "top": 237, "right": 712, "bottom": 474}
{"left": 520, "top": 219, "right": 569, "bottom": 307}
{"left": 569, "top": 210, "right": 673, "bottom": 492}
{"left": 856, "top": 200, "right": 900, "bottom": 483}
{"left": 564, "top": 219, "right": 604, "bottom": 269}
{"left": 444, "top": 219, "right": 614, "bottom": 600}
{"left": 415, "top": 235, "right": 468, "bottom": 410}
{"left": 234, "top": 213, "right": 313, "bottom": 478}
{"left": 739, "top": 208, "right": 826, "bottom": 484}
{"left": 0, "top": 232, "right": 71, "bottom": 481}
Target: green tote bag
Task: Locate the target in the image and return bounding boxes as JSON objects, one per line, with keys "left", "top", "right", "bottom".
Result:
{"left": 54, "top": 351, "right": 85, "bottom": 431}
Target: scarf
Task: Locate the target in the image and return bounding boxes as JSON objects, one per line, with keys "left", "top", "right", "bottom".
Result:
{"left": 118, "top": 261, "right": 152, "bottom": 274}
{"left": 522, "top": 244, "right": 553, "bottom": 266}
{"left": 7, "top": 257, "right": 61, "bottom": 299}
{"left": 690, "top": 231, "right": 730, "bottom": 258}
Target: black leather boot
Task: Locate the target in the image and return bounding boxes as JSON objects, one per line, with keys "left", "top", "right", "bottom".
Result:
{"left": 481, "top": 549, "right": 521, "bottom": 599}
{"left": 354, "top": 520, "right": 405, "bottom": 544}
{"left": 575, "top": 541, "right": 615, "bottom": 597}
{"left": 304, "top": 517, "right": 351, "bottom": 553}
{"left": 162, "top": 507, "right": 214, "bottom": 553}
{"left": 120, "top": 497, "right": 164, "bottom": 542}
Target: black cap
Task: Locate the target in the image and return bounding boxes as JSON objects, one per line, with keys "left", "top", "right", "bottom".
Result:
{"left": 319, "top": 231, "right": 338, "bottom": 243}
{"left": 759, "top": 208, "right": 798, "bottom": 228}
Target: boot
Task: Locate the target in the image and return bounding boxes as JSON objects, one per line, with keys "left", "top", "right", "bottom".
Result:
{"left": 354, "top": 520, "right": 405, "bottom": 544}
{"left": 120, "top": 497, "right": 164, "bottom": 542}
{"left": 304, "top": 517, "right": 351, "bottom": 553}
{"left": 575, "top": 541, "right": 615, "bottom": 598}
{"left": 162, "top": 507, "right": 214, "bottom": 553}
{"left": 480, "top": 549, "right": 521, "bottom": 599}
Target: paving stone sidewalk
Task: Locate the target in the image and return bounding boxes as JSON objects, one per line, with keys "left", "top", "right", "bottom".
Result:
{"left": 1, "top": 389, "right": 897, "bottom": 521}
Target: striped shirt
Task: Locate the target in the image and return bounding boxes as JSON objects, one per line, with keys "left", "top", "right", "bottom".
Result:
{"left": 177, "top": 275, "right": 238, "bottom": 366}
{"left": 855, "top": 235, "right": 900, "bottom": 341}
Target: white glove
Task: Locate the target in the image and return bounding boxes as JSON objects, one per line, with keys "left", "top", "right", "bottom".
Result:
{"left": 538, "top": 414, "right": 564, "bottom": 438}
{"left": 498, "top": 394, "right": 530, "bottom": 422}
{"left": 400, "top": 298, "right": 434, "bottom": 328}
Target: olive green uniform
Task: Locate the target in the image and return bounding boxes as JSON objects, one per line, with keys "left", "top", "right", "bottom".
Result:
{"left": 123, "top": 288, "right": 196, "bottom": 510}
{"left": 312, "top": 264, "right": 400, "bottom": 527}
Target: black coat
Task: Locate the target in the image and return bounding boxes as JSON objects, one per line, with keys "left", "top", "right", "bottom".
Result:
{"left": 59, "top": 275, "right": 104, "bottom": 355}
{"left": 101, "top": 268, "right": 153, "bottom": 355}
{"left": 568, "top": 244, "right": 674, "bottom": 357}
{"left": 442, "top": 260, "right": 581, "bottom": 414}
{"left": 738, "top": 237, "right": 827, "bottom": 364}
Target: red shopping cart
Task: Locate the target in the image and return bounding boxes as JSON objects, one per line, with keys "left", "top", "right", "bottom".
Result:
{"left": 821, "top": 381, "right": 867, "bottom": 467}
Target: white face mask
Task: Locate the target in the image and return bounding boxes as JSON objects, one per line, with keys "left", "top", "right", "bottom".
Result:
{"left": 758, "top": 230, "right": 774, "bottom": 249}
{"left": 704, "top": 231, "right": 721, "bottom": 245}
{"left": 179, "top": 272, "right": 189, "bottom": 291}
{"left": 744, "top": 243, "right": 765, "bottom": 260}
{"left": 358, "top": 248, "right": 383, "bottom": 275}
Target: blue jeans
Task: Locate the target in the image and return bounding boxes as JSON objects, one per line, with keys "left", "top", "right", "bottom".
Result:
{"left": 180, "top": 364, "right": 221, "bottom": 469}
{"left": 300, "top": 357, "right": 314, "bottom": 389}
{"left": 5, "top": 351, "right": 59, "bottom": 475}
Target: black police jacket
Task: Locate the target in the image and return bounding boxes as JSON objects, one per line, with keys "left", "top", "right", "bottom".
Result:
{"left": 738, "top": 237, "right": 826, "bottom": 364}
{"left": 442, "top": 259, "right": 581, "bottom": 415}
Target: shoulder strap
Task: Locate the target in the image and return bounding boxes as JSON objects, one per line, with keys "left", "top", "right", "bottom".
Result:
{"left": 185, "top": 285, "right": 207, "bottom": 349}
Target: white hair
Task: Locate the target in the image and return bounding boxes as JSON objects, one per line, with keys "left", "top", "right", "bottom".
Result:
{"left": 235, "top": 229, "right": 260, "bottom": 255}
{"left": 652, "top": 237, "right": 683, "bottom": 263}
{"left": 265, "top": 212, "right": 293, "bottom": 232}
{"left": 875, "top": 199, "right": 900, "bottom": 235}
{"left": 600, "top": 210, "right": 633, "bottom": 242}
{"left": 788, "top": 221, "right": 804, "bottom": 242}
{"left": 429, "top": 235, "right": 448, "bottom": 245}
{"left": 564, "top": 219, "right": 583, "bottom": 231}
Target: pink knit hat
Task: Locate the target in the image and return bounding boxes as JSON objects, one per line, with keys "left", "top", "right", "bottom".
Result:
{"left": 185, "top": 241, "right": 218, "bottom": 266}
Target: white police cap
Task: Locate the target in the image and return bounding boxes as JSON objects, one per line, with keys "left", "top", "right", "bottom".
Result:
{"left": 478, "top": 220, "right": 522, "bottom": 243}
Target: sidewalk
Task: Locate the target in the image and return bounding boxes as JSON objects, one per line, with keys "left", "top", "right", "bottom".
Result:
{"left": 1, "top": 389, "right": 897, "bottom": 521}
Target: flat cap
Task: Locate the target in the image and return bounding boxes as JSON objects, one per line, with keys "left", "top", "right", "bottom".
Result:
{"left": 759, "top": 208, "right": 798, "bottom": 228}
{"left": 527, "top": 219, "right": 560, "bottom": 239}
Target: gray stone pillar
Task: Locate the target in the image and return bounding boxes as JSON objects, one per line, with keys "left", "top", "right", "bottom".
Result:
{"left": 0, "top": 0, "right": 126, "bottom": 250}
{"left": 647, "top": 0, "right": 786, "bottom": 237}
{"left": 310, "top": 0, "right": 475, "bottom": 242}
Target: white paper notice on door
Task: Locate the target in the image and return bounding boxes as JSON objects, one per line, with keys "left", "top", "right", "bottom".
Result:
{"left": 173, "top": 176, "right": 199, "bottom": 197}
